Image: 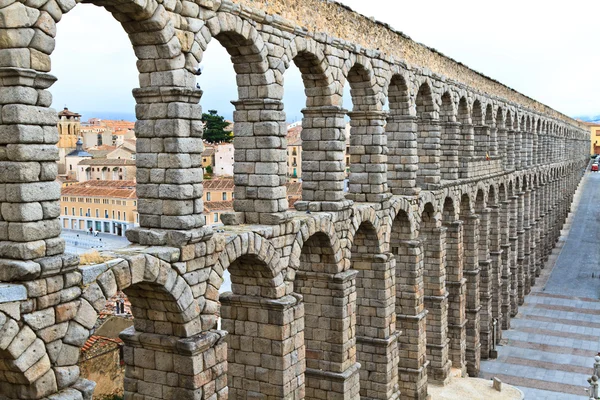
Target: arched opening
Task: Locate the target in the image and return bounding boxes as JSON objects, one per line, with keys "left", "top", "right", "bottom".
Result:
{"left": 505, "top": 110, "right": 515, "bottom": 170}
{"left": 458, "top": 97, "right": 472, "bottom": 178}
{"left": 289, "top": 46, "right": 344, "bottom": 206}
{"left": 220, "top": 252, "right": 303, "bottom": 399}
{"left": 459, "top": 193, "right": 480, "bottom": 375}
{"left": 345, "top": 61, "right": 387, "bottom": 202}
{"left": 420, "top": 202, "right": 451, "bottom": 383}
{"left": 442, "top": 196, "right": 466, "bottom": 374}
{"left": 295, "top": 231, "right": 357, "bottom": 399}
{"left": 472, "top": 100, "right": 486, "bottom": 158}
{"left": 485, "top": 104, "right": 495, "bottom": 157}
{"left": 415, "top": 83, "right": 440, "bottom": 188}
{"left": 351, "top": 221, "right": 398, "bottom": 398}
{"left": 391, "top": 208, "right": 428, "bottom": 398}
{"left": 440, "top": 92, "right": 459, "bottom": 181}
{"left": 386, "top": 74, "right": 413, "bottom": 194}
{"left": 474, "top": 189, "right": 493, "bottom": 359}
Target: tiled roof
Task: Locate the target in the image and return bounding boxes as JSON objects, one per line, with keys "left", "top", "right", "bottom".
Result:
{"left": 78, "top": 159, "right": 135, "bottom": 166}
{"left": 204, "top": 200, "right": 234, "bottom": 212}
{"left": 285, "top": 182, "right": 302, "bottom": 196}
{"left": 58, "top": 107, "right": 80, "bottom": 118}
{"left": 203, "top": 177, "right": 234, "bottom": 190}
{"left": 202, "top": 148, "right": 215, "bottom": 157}
{"left": 62, "top": 181, "right": 136, "bottom": 199}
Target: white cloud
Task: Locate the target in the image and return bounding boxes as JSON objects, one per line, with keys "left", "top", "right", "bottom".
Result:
{"left": 50, "top": 0, "right": 600, "bottom": 120}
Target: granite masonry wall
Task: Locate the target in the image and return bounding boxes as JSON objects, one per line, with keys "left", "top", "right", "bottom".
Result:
{"left": 0, "top": 0, "right": 590, "bottom": 398}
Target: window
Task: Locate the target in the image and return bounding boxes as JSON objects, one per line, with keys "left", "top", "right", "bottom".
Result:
{"left": 214, "top": 213, "right": 219, "bottom": 223}
{"left": 72, "top": 208, "right": 75, "bottom": 215}
{"left": 222, "top": 192, "right": 226, "bottom": 201}
{"left": 95, "top": 209, "right": 99, "bottom": 218}
{"left": 133, "top": 201, "right": 136, "bottom": 206}
{"left": 206, "top": 192, "right": 211, "bottom": 201}
{"left": 105, "top": 210, "right": 108, "bottom": 218}
{"left": 123, "top": 212, "right": 126, "bottom": 221}
{"left": 79, "top": 208, "right": 82, "bottom": 216}
{"left": 69, "top": 164, "right": 72, "bottom": 171}
{"left": 64, "top": 207, "right": 67, "bottom": 215}
{"left": 118, "top": 211, "right": 121, "bottom": 220}
{"left": 112, "top": 210, "right": 115, "bottom": 219}
{"left": 86, "top": 208, "right": 90, "bottom": 217}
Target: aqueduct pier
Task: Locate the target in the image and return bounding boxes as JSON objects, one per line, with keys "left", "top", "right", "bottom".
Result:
{"left": 0, "top": 0, "right": 590, "bottom": 398}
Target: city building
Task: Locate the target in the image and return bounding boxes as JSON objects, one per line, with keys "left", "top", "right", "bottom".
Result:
{"left": 76, "top": 159, "right": 136, "bottom": 182}
{"left": 57, "top": 107, "right": 81, "bottom": 149}
{"left": 65, "top": 139, "right": 93, "bottom": 180}
{"left": 202, "top": 144, "right": 215, "bottom": 169}
{"left": 60, "top": 180, "right": 138, "bottom": 236}
{"left": 587, "top": 122, "right": 600, "bottom": 154}
{"left": 203, "top": 177, "right": 234, "bottom": 202}
{"left": 214, "top": 142, "right": 234, "bottom": 176}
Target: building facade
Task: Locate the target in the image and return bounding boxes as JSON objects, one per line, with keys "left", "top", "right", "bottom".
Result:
{"left": 60, "top": 181, "right": 138, "bottom": 236}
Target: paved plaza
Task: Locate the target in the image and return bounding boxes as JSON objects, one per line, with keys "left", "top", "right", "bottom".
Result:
{"left": 62, "top": 229, "right": 132, "bottom": 255}
{"left": 481, "top": 170, "right": 600, "bottom": 399}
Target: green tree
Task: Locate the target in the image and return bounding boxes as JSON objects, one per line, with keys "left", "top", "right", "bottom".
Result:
{"left": 201, "top": 110, "right": 233, "bottom": 143}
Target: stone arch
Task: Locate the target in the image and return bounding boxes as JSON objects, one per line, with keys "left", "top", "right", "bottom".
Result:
{"left": 202, "top": 12, "right": 271, "bottom": 99}
{"left": 349, "top": 206, "right": 385, "bottom": 254}
{"left": 283, "top": 37, "right": 337, "bottom": 107}
{"left": 342, "top": 54, "right": 380, "bottom": 112}
{"left": 217, "top": 232, "right": 301, "bottom": 399}
{"left": 440, "top": 91, "right": 460, "bottom": 180}
{"left": 441, "top": 194, "right": 466, "bottom": 372}
{"left": 289, "top": 216, "right": 344, "bottom": 274}
{"left": 215, "top": 232, "right": 285, "bottom": 299}
{"left": 386, "top": 71, "right": 411, "bottom": 116}
{"left": 350, "top": 214, "right": 398, "bottom": 398}
{"left": 415, "top": 80, "right": 441, "bottom": 188}
{"left": 419, "top": 201, "right": 451, "bottom": 382}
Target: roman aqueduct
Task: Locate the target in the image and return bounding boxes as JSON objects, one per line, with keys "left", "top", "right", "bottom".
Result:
{"left": 0, "top": 0, "right": 590, "bottom": 398}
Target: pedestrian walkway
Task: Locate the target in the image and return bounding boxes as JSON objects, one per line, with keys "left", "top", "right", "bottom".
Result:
{"left": 62, "top": 229, "right": 131, "bottom": 255}
{"left": 480, "top": 170, "right": 600, "bottom": 400}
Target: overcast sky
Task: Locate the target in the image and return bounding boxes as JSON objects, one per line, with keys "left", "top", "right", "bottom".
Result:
{"left": 50, "top": 0, "right": 600, "bottom": 122}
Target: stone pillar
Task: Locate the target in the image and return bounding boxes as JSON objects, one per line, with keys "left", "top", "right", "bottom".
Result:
{"left": 296, "top": 270, "right": 360, "bottom": 399}
{"left": 477, "top": 209, "right": 493, "bottom": 360}
{"left": 120, "top": 328, "right": 228, "bottom": 400}
{"left": 230, "top": 98, "right": 288, "bottom": 225}
{"left": 296, "top": 106, "right": 350, "bottom": 211}
{"left": 514, "top": 129, "right": 523, "bottom": 170}
{"left": 0, "top": 68, "right": 63, "bottom": 261}
{"left": 523, "top": 190, "right": 532, "bottom": 294}
{"left": 130, "top": 87, "right": 209, "bottom": 246}
{"left": 423, "top": 227, "right": 451, "bottom": 384}
{"left": 489, "top": 205, "right": 503, "bottom": 342}
{"left": 532, "top": 131, "right": 539, "bottom": 166}
{"left": 355, "top": 253, "right": 399, "bottom": 400}
{"left": 500, "top": 200, "right": 513, "bottom": 330}
{"left": 489, "top": 123, "right": 498, "bottom": 157}
{"left": 395, "top": 240, "right": 428, "bottom": 400}
{"left": 440, "top": 121, "right": 460, "bottom": 181}
{"left": 497, "top": 126, "right": 507, "bottom": 169}
{"left": 386, "top": 115, "right": 418, "bottom": 195}
{"left": 516, "top": 192, "right": 526, "bottom": 305}
{"left": 521, "top": 132, "right": 529, "bottom": 169}
{"left": 474, "top": 125, "right": 489, "bottom": 158}
{"left": 347, "top": 111, "right": 390, "bottom": 203}
{"left": 416, "top": 117, "right": 441, "bottom": 189}
{"left": 506, "top": 129, "right": 515, "bottom": 170}
{"left": 220, "top": 293, "right": 305, "bottom": 399}
{"left": 444, "top": 221, "right": 466, "bottom": 375}
{"left": 459, "top": 122, "right": 475, "bottom": 179}
{"left": 462, "top": 215, "right": 481, "bottom": 376}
